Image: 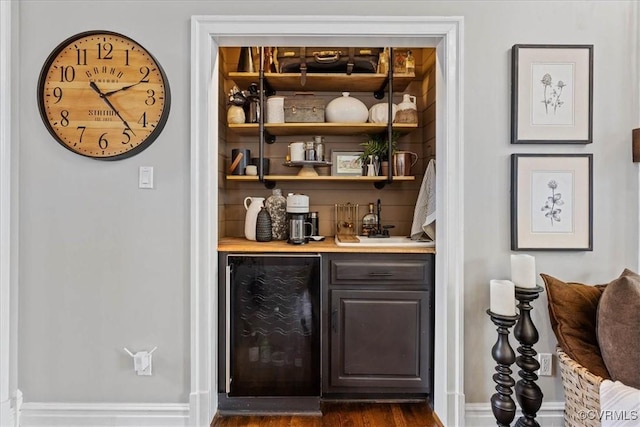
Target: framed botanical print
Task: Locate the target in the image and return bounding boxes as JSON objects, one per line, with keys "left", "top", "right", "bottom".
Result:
{"left": 511, "top": 154, "right": 593, "bottom": 251}
{"left": 331, "top": 150, "right": 363, "bottom": 176}
{"left": 511, "top": 44, "right": 593, "bottom": 144}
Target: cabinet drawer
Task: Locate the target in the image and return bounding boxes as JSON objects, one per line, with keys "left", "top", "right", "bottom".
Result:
{"left": 330, "top": 259, "right": 428, "bottom": 284}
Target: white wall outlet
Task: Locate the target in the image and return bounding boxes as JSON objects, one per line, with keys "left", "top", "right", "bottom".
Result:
{"left": 133, "top": 351, "right": 153, "bottom": 376}
{"left": 538, "top": 353, "right": 553, "bottom": 376}
{"left": 124, "top": 346, "right": 157, "bottom": 376}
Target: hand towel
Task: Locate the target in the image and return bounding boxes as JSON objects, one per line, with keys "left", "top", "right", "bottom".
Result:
{"left": 411, "top": 158, "right": 436, "bottom": 241}
{"left": 600, "top": 379, "right": 640, "bottom": 427}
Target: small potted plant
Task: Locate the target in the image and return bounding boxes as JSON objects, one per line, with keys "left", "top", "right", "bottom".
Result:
{"left": 360, "top": 131, "right": 399, "bottom": 175}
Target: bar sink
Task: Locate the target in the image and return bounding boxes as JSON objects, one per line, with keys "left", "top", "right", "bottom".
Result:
{"left": 334, "top": 235, "right": 435, "bottom": 248}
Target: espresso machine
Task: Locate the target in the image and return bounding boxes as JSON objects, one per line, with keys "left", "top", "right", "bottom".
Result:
{"left": 286, "top": 194, "right": 310, "bottom": 244}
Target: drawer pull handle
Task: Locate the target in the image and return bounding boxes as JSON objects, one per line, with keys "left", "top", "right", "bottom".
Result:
{"left": 369, "top": 272, "right": 393, "bottom": 276}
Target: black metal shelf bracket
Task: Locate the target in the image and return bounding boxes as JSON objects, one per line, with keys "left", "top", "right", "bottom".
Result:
{"left": 262, "top": 180, "right": 276, "bottom": 190}
{"left": 374, "top": 181, "right": 387, "bottom": 190}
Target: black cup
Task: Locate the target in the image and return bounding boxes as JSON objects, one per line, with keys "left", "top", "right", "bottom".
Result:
{"left": 250, "top": 157, "right": 270, "bottom": 175}
{"left": 231, "top": 149, "right": 250, "bottom": 175}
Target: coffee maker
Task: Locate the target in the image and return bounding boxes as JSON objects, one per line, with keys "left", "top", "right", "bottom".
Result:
{"left": 286, "top": 194, "right": 311, "bottom": 244}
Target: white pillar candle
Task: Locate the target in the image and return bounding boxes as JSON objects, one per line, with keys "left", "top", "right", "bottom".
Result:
{"left": 511, "top": 254, "right": 536, "bottom": 288}
{"left": 490, "top": 280, "right": 516, "bottom": 316}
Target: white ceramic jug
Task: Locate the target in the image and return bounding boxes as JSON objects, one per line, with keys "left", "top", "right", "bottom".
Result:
{"left": 244, "top": 196, "right": 265, "bottom": 241}
{"left": 398, "top": 94, "right": 417, "bottom": 111}
{"left": 394, "top": 94, "right": 418, "bottom": 124}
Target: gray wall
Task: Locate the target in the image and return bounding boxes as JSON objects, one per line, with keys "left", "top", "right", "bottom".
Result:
{"left": 16, "top": 0, "right": 638, "bottom": 411}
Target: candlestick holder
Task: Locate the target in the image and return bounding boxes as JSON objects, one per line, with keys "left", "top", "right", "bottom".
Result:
{"left": 513, "top": 285, "right": 544, "bottom": 427}
{"left": 487, "top": 309, "right": 519, "bottom": 427}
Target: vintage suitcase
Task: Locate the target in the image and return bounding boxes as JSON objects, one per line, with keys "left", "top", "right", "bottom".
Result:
{"left": 277, "top": 47, "right": 381, "bottom": 85}
{"left": 284, "top": 93, "right": 325, "bottom": 123}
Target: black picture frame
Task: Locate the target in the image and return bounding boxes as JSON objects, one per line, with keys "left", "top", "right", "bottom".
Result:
{"left": 511, "top": 153, "right": 593, "bottom": 251}
{"left": 511, "top": 44, "right": 593, "bottom": 144}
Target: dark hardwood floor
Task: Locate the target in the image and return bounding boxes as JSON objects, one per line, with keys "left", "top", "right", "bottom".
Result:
{"left": 211, "top": 401, "right": 443, "bottom": 427}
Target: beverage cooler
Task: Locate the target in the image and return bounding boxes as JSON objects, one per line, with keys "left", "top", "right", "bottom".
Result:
{"left": 219, "top": 254, "right": 321, "bottom": 408}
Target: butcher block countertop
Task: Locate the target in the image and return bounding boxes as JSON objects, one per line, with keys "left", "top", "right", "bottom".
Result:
{"left": 218, "top": 237, "right": 436, "bottom": 254}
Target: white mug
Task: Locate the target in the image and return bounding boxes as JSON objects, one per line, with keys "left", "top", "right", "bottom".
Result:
{"left": 266, "top": 96, "right": 285, "bottom": 123}
{"left": 245, "top": 165, "right": 258, "bottom": 176}
{"left": 289, "top": 142, "right": 305, "bottom": 161}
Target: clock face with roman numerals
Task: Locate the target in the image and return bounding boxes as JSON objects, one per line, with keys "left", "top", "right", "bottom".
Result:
{"left": 37, "top": 30, "right": 170, "bottom": 160}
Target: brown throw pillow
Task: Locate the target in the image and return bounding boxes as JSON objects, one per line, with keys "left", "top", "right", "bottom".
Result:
{"left": 541, "top": 273, "right": 610, "bottom": 379}
{"left": 596, "top": 273, "right": 640, "bottom": 388}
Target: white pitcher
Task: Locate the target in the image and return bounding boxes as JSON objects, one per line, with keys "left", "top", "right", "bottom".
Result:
{"left": 398, "top": 93, "right": 417, "bottom": 111}
{"left": 394, "top": 94, "right": 418, "bottom": 124}
{"left": 244, "top": 197, "right": 265, "bottom": 241}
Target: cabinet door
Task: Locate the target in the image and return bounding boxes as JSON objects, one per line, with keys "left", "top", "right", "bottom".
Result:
{"left": 330, "top": 289, "right": 430, "bottom": 391}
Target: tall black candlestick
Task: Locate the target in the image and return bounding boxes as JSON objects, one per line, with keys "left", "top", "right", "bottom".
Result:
{"left": 487, "top": 309, "right": 519, "bottom": 427}
{"left": 514, "top": 285, "right": 544, "bottom": 427}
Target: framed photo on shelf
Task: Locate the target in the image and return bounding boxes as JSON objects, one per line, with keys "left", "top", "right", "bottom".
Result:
{"left": 511, "top": 44, "right": 593, "bottom": 144}
{"left": 511, "top": 154, "right": 593, "bottom": 251}
{"left": 331, "top": 151, "right": 363, "bottom": 176}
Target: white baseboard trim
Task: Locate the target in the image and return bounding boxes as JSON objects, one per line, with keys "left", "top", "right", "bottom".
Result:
{"left": 1, "top": 398, "right": 15, "bottom": 427}
{"left": 465, "top": 401, "right": 565, "bottom": 427}
{"left": 1, "top": 390, "right": 21, "bottom": 427}
{"left": 19, "top": 402, "right": 189, "bottom": 427}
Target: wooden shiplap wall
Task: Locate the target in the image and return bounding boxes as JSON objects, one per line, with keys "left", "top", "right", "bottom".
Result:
{"left": 218, "top": 47, "right": 436, "bottom": 239}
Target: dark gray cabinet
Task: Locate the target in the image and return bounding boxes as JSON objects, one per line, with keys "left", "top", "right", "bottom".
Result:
{"left": 323, "top": 253, "right": 434, "bottom": 395}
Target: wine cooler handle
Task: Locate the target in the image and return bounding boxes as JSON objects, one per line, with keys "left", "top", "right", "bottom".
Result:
{"left": 332, "top": 309, "right": 338, "bottom": 333}
{"left": 225, "top": 265, "right": 231, "bottom": 393}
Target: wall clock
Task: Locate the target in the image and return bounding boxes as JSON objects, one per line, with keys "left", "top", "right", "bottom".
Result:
{"left": 37, "top": 30, "right": 171, "bottom": 160}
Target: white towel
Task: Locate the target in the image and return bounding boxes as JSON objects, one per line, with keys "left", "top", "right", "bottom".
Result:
{"left": 600, "top": 379, "right": 640, "bottom": 427}
{"left": 411, "top": 159, "right": 436, "bottom": 241}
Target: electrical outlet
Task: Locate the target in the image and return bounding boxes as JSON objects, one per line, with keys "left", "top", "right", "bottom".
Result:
{"left": 538, "top": 353, "right": 553, "bottom": 376}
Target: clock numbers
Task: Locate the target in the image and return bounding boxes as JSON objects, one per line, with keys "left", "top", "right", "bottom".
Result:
{"left": 139, "top": 66, "right": 150, "bottom": 82}
{"left": 124, "top": 50, "right": 130, "bottom": 66}
{"left": 60, "top": 110, "right": 70, "bottom": 127}
{"left": 59, "top": 66, "right": 75, "bottom": 82}
{"left": 98, "top": 133, "right": 109, "bottom": 149}
{"left": 77, "top": 126, "right": 86, "bottom": 143}
{"left": 76, "top": 49, "right": 87, "bottom": 66}
{"left": 97, "top": 42, "right": 113, "bottom": 60}
{"left": 138, "top": 112, "right": 147, "bottom": 128}
{"left": 145, "top": 89, "right": 156, "bottom": 106}
{"left": 52, "top": 87, "right": 63, "bottom": 103}
{"left": 121, "top": 129, "right": 132, "bottom": 145}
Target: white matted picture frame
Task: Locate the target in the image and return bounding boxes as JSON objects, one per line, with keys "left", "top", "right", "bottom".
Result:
{"left": 511, "top": 154, "right": 593, "bottom": 251}
{"left": 511, "top": 44, "right": 593, "bottom": 144}
{"left": 331, "top": 150, "right": 363, "bottom": 176}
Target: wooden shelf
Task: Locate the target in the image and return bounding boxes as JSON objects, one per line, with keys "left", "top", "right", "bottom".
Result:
{"left": 228, "top": 122, "right": 417, "bottom": 137}
{"left": 228, "top": 72, "right": 415, "bottom": 93}
{"left": 226, "top": 175, "right": 415, "bottom": 182}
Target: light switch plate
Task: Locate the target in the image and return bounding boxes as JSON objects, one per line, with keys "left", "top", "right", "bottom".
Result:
{"left": 139, "top": 166, "right": 154, "bottom": 189}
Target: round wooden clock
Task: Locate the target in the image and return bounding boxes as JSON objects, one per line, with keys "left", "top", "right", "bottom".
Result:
{"left": 37, "top": 30, "right": 171, "bottom": 160}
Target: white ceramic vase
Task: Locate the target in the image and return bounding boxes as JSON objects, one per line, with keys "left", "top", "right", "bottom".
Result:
{"left": 368, "top": 102, "right": 398, "bottom": 123}
{"left": 244, "top": 196, "right": 265, "bottom": 241}
{"left": 325, "top": 92, "right": 368, "bottom": 123}
{"left": 394, "top": 93, "right": 418, "bottom": 124}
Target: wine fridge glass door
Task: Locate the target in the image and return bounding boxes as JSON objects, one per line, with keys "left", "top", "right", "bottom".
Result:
{"left": 226, "top": 254, "right": 321, "bottom": 397}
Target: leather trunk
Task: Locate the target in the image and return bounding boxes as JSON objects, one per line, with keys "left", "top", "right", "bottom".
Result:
{"left": 276, "top": 47, "right": 381, "bottom": 85}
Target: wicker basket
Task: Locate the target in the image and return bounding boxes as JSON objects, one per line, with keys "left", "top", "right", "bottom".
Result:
{"left": 557, "top": 347, "right": 603, "bottom": 427}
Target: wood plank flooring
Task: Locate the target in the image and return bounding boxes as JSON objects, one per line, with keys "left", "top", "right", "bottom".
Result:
{"left": 211, "top": 401, "right": 443, "bottom": 427}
